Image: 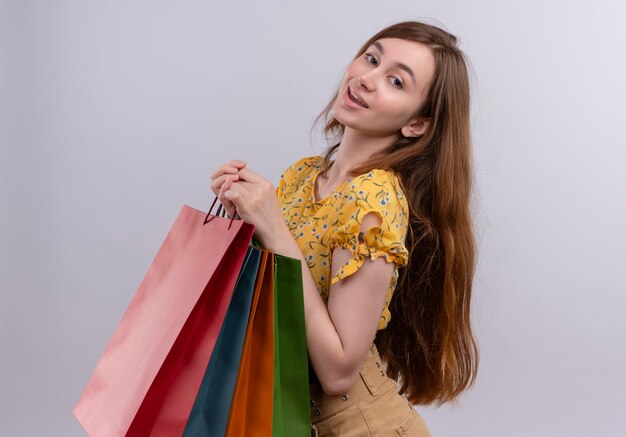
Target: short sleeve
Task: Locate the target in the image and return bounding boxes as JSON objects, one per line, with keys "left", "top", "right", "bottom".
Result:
{"left": 275, "top": 168, "right": 288, "bottom": 201}
{"left": 275, "top": 155, "right": 319, "bottom": 201}
{"left": 329, "top": 171, "right": 409, "bottom": 285}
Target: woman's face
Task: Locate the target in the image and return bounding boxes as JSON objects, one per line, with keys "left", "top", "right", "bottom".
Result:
{"left": 332, "top": 37, "right": 436, "bottom": 137}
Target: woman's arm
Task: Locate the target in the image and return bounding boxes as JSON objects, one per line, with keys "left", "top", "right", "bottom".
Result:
{"left": 216, "top": 165, "right": 395, "bottom": 395}
{"left": 267, "top": 211, "right": 394, "bottom": 395}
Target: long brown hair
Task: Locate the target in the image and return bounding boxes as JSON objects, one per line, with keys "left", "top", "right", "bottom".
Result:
{"left": 310, "top": 20, "right": 479, "bottom": 406}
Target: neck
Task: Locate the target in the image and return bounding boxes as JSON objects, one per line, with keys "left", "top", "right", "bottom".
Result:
{"left": 327, "top": 127, "right": 398, "bottom": 181}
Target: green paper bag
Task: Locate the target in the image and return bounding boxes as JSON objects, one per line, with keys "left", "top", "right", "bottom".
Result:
{"left": 272, "top": 254, "right": 311, "bottom": 437}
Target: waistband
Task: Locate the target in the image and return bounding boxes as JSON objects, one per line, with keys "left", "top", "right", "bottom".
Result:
{"left": 309, "top": 343, "right": 395, "bottom": 424}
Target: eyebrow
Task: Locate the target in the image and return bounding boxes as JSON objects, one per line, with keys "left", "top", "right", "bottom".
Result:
{"left": 371, "top": 41, "right": 417, "bottom": 86}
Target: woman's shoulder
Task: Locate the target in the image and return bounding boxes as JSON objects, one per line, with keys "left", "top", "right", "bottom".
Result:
{"left": 348, "top": 168, "right": 407, "bottom": 204}
{"left": 291, "top": 155, "right": 323, "bottom": 171}
{"left": 279, "top": 155, "right": 322, "bottom": 182}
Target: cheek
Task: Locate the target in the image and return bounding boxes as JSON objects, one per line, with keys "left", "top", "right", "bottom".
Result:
{"left": 373, "top": 98, "right": 418, "bottom": 130}
{"left": 375, "top": 96, "right": 409, "bottom": 119}
{"left": 344, "top": 64, "right": 363, "bottom": 82}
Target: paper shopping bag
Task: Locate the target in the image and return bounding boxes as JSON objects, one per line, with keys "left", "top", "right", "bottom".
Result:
{"left": 73, "top": 203, "right": 253, "bottom": 437}
{"left": 181, "top": 244, "right": 262, "bottom": 436}
{"left": 127, "top": 241, "right": 260, "bottom": 436}
{"left": 272, "top": 253, "right": 311, "bottom": 437}
{"left": 223, "top": 249, "right": 275, "bottom": 437}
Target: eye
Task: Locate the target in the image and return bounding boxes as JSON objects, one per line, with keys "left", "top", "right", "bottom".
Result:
{"left": 390, "top": 77, "right": 404, "bottom": 89}
{"left": 363, "top": 53, "right": 404, "bottom": 89}
{"left": 364, "top": 52, "right": 378, "bottom": 66}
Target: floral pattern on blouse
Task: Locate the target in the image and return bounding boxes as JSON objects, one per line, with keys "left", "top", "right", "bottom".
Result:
{"left": 275, "top": 155, "right": 409, "bottom": 330}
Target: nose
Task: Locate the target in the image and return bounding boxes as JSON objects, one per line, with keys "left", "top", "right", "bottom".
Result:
{"left": 355, "top": 73, "right": 375, "bottom": 91}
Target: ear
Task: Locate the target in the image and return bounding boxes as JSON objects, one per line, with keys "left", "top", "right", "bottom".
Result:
{"left": 401, "top": 117, "right": 430, "bottom": 138}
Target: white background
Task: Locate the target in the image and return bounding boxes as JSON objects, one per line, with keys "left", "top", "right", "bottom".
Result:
{"left": 1, "top": 1, "right": 625, "bottom": 436}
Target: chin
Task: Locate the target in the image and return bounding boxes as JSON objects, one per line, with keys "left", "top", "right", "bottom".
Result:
{"left": 332, "top": 105, "right": 355, "bottom": 126}
{"left": 334, "top": 112, "right": 368, "bottom": 132}
{"left": 331, "top": 112, "right": 350, "bottom": 129}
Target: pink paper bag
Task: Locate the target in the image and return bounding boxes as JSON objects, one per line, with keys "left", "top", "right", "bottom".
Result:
{"left": 73, "top": 204, "right": 254, "bottom": 436}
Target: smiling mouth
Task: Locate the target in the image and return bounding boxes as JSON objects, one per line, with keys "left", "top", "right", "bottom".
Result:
{"left": 347, "top": 87, "right": 368, "bottom": 108}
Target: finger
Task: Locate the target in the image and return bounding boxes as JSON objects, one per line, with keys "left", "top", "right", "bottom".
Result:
{"left": 211, "top": 173, "right": 235, "bottom": 190}
{"left": 235, "top": 167, "right": 266, "bottom": 183}
{"left": 217, "top": 179, "right": 232, "bottom": 202}
{"left": 228, "top": 159, "right": 247, "bottom": 168}
{"left": 222, "top": 174, "right": 239, "bottom": 192}
{"left": 225, "top": 180, "right": 250, "bottom": 196}
{"left": 210, "top": 160, "right": 247, "bottom": 178}
{"left": 222, "top": 180, "right": 260, "bottom": 194}
{"left": 218, "top": 178, "right": 237, "bottom": 213}
{"left": 232, "top": 175, "right": 274, "bottom": 197}
{"left": 223, "top": 180, "right": 250, "bottom": 202}
{"left": 210, "top": 165, "right": 241, "bottom": 180}
{"left": 210, "top": 173, "right": 240, "bottom": 193}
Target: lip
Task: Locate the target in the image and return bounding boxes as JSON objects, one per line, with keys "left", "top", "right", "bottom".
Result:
{"left": 343, "top": 86, "right": 368, "bottom": 109}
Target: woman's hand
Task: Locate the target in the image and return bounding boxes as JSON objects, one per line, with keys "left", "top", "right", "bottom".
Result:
{"left": 209, "top": 160, "right": 247, "bottom": 218}
{"left": 222, "top": 166, "right": 288, "bottom": 249}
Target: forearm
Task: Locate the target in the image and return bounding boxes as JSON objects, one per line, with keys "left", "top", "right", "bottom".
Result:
{"left": 265, "top": 226, "right": 350, "bottom": 394}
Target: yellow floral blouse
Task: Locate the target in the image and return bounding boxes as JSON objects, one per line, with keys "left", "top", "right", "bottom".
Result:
{"left": 275, "top": 155, "right": 409, "bottom": 330}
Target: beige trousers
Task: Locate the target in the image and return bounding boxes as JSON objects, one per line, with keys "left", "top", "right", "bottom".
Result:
{"left": 309, "top": 343, "right": 432, "bottom": 436}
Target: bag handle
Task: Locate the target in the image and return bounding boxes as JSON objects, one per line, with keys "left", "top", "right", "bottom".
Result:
{"left": 204, "top": 197, "right": 261, "bottom": 248}
{"left": 203, "top": 196, "right": 238, "bottom": 229}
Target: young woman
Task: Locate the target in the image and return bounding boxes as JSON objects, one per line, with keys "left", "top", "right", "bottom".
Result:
{"left": 210, "top": 20, "right": 479, "bottom": 436}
